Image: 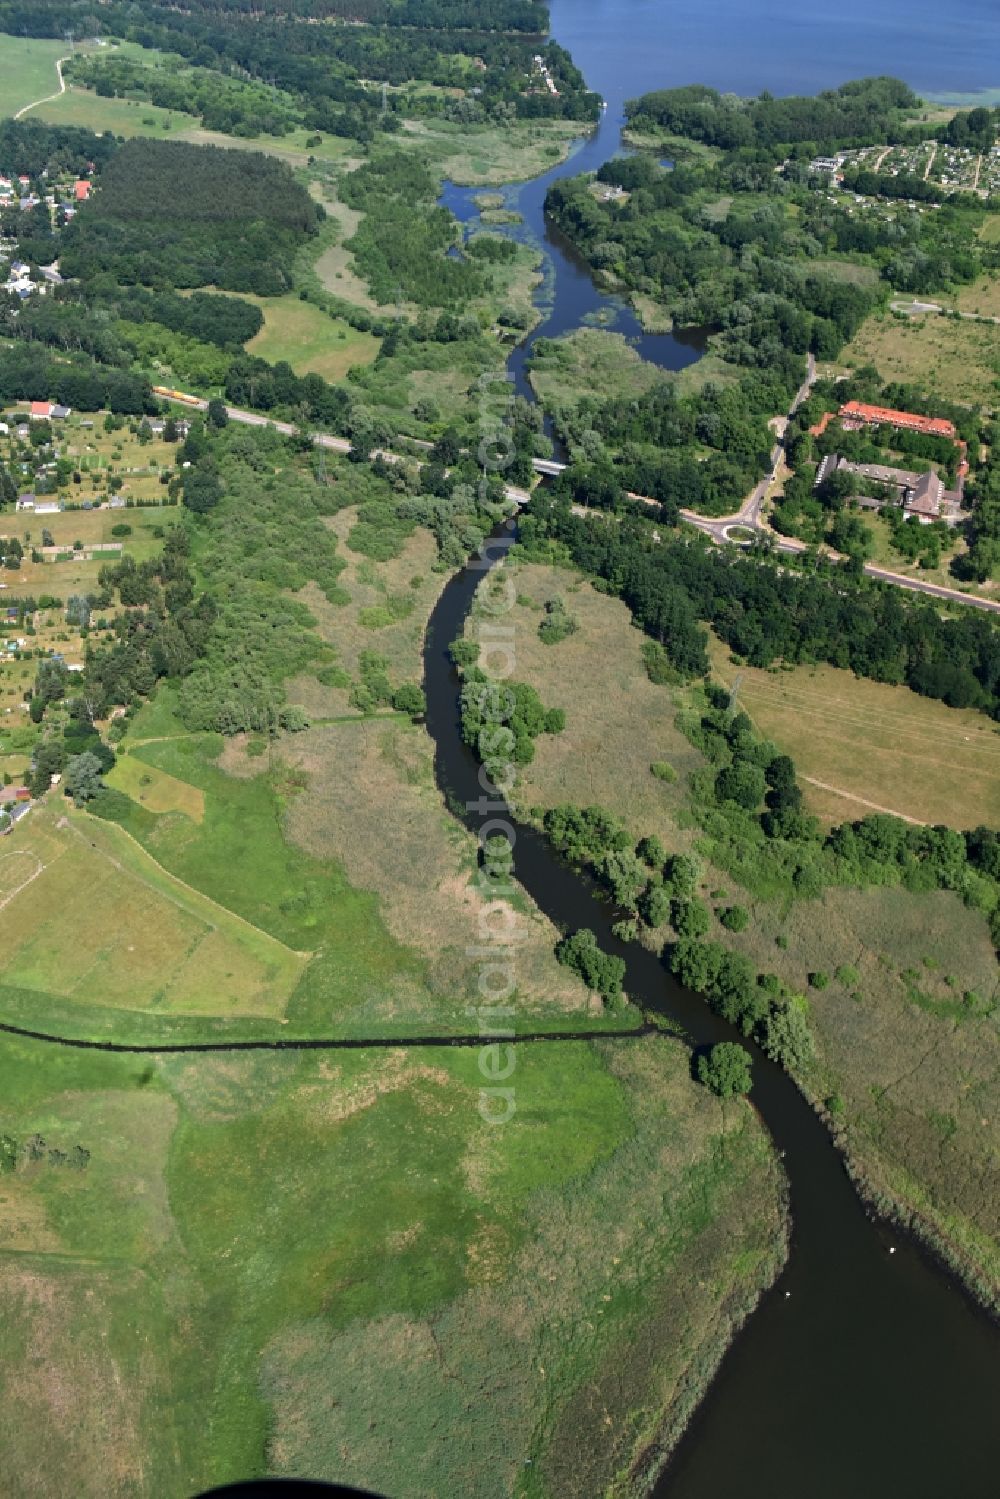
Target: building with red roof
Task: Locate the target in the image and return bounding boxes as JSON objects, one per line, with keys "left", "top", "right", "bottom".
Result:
{"left": 838, "top": 401, "right": 956, "bottom": 439}
{"left": 73, "top": 179, "right": 90, "bottom": 202}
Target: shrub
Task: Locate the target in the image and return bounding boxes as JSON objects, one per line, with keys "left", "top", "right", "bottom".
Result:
{"left": 672, "top": 897, "right": 711, "bottom": 939}
{"left": 555, "top": 927, "right": 626, "bottom": 1004}
{"left": 759, "top": 1000, "right": 815, "bottom": 1071}
{"left": 809, "top": 970, "right": 830, "bottom": 990}
{"left": 538, "top": 596, "right": 578, "bottom": 645}
{"left": 697, "top": 1042, "right": 753, "bottom": 1098}
{"left": 719, "top": 905, "right": 749, "bottom": 932}
{"left": 392, "top": 683, "right": 426, "bottom": 719}
{"left": 650, "top": 760, "right": 676, "bottom": 782}
{"left": 835, "top": 964, "right": 860, "bottom": 987}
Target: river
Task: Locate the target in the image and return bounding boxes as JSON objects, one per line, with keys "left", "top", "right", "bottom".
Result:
{"left": 426, "top": 3, "right": 1000, "bottom": 1494}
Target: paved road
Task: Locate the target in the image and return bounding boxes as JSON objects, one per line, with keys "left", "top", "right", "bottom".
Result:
{"left": 161, "top": 379, "right": 1000, "bottom": 615}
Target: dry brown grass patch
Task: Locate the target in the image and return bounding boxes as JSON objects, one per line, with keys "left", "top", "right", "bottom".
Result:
{"left": 281, "top": 717, "right": 585, "bottom": 1011}
{"left": 707, "top": 634, "right": 1000, "bottom": 828}
{"left": 469, "top": 560, "right": 705, "bottom": 850}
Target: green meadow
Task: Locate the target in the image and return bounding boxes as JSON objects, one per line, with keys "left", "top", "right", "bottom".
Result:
{"left": 0, "top": 37, "right": 82, "bottom": 116}
{"left": 0, "top": 1028, "right": 784, "bottom": 1498}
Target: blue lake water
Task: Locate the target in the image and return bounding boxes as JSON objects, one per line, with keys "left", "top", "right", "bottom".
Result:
{"left": 549, "top": 0, "right": 1000, "bottom": 108}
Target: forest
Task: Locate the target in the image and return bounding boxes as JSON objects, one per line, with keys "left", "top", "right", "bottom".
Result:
{"left": 60, "top": 139, "right": 323, "bottom": 296}
{"left": 624, "top": 77, "right": 923, "bottom": 152}
{"left": 0, "top": 0, "right": 597, "bottom": 133}
{"left": 339, "top": 150, "right": 492, "bottom": 308}
{"left": 0, "top": 117, "right": 117, "bottom": 177}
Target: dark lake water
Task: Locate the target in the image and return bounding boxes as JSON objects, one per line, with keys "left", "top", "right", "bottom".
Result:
{"left": 431, "top": 4, "right": 1000, "bottom": 1493}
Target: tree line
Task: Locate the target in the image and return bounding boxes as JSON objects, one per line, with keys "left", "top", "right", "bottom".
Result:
{"left": 520, "top": 490, "right": 1000, "bottom": 717}
{"left": 625, "top": 77, "right": 923, "bottom": 153}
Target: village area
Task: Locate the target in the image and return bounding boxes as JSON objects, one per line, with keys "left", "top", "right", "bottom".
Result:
{"left": 808, "top": 136, "right": 1000, "bottom": 197}
{"left": 0, "top": 402, "right": 185, "bottom": 826}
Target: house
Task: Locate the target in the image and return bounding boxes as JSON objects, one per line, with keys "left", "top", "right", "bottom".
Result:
{"left": 29, "top": 401, "right": 53, "bottom": 420}
{"left": 0, "top": 786, "right": 30, "bottom": 805}
{"left": 816, "top": 455, "right": 951, "bottom": 522}
{"left": 903, "top": 470, "right": 944, "bottom": 522}
{"left": 15, "top": 492, "right": 36, "bottom": 511}
{"left": 838, "top": 401, "right": 957, "bottom": 440}
{"left": 50, "top": 404, "right": 71, "bottom": 420}
{"left": 73, "top": 179, "right": 90, "bottom": 202}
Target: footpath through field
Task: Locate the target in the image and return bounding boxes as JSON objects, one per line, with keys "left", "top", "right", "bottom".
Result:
{"left": 13, "top": 53, "right": 69, "bottom": 120}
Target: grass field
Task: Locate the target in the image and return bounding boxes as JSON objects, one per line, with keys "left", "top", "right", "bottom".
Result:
{"left": 720, "top": 883, "right": 1000, "bottom": 1288}
{"left": 848, "top": 507, "right": 997, "bottom": 601}
{"left": 23, "top": 80, "right": 358, "bottom": 168}
{"left": 241, "top": 295, "right": 380, "bottom": 382}
{"left": 0, "top": 1027, "right": 785, "bottom": 1498}
{"left": 706, "top": 634, "right": 1000, "bottom": 829}
{"left": 467, "top": 559, "right": 706, "bottom": 851}
{"left": 952, "top": 270, "right": 1000, "bottom": 319}
{"left": 529, "top": 328, "right": 669, "bottom": 412}
{"left": 398, "top": 116, "right": 584, "bottom": 186}
{"left": 0, "top": 38, "right": 89, "bottom": 117}
{"left": 106, "top": 751, "right": 206, "bottom": 821}
{"left": 274, "top": 518, "right": 588, "bottom": 1014}
{"left": 829, "top": 308, "right": 1000, "bottom": 403}
{"left": 0, "top": 802, "right": 306, "bottom": 1020}
{"left": 309, "top": 193, "right": 380, "bottom": 310}
{"left": 27, "top": 84, "right": 201, "bottom": 137}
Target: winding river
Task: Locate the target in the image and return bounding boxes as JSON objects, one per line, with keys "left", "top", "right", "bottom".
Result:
{"left": 427, "top": 2, "right": 1000, "bottom": 1492}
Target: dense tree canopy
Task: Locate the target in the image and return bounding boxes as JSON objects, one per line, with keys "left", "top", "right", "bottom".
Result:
{"left": 61, "top": 139, "right": 322, "bottom": 295}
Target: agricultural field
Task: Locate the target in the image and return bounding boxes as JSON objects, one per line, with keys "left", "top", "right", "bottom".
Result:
{"left": 0, "top": 1026, "right": 785, "bottom": 1499}
{"left": 828, "top": 307, "right": 1000, "bottom": 403}
{"left": 705, "top": 635, "right": 1000, "bottom": 829}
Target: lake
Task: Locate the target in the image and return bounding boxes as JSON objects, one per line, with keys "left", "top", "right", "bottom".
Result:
{"left": 548, "top": 0, "right": 1000, "bottom": 108}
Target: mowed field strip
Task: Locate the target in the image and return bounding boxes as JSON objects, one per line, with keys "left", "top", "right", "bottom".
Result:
{"left": 707, "top": 636, "right": 1000, "bottom": 828}
{"left": 1, "top": 807, "right": 307, "bottom": 1019}
{"left": 107, "top": 753, "right": 206, "bottom": 822}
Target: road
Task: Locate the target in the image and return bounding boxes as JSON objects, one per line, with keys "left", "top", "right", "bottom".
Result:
{"left": 160, "top": 371, "right": 1000, "bottom": 615}
{"left": 14, "top": 54, "right": 70, "bottom": 120}
{"left": 891, "top": 298, "right": 1000, "bottom": 327}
